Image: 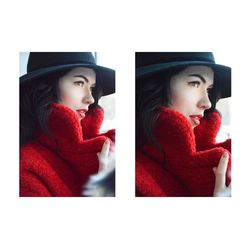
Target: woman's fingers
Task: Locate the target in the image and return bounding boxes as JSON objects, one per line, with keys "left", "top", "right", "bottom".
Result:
{"left": 213, "top": 152, "right": 231, "bottom": 197}
{"left": 215, "top": 152, "right": 228, "bottom": 189}
{"left": 217, "top": 152, "right": 228, "bottom": 174}
{"left": 97, "top": 139, "right": 110, "bottom": 172}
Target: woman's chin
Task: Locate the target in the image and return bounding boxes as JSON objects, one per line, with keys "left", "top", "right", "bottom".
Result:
{"left": 75, "top": 110, "right": 86, "bottom": 120}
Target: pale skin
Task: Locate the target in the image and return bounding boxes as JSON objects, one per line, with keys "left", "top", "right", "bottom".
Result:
{"left": 58, "top": 67, "right": 110, "bottom": 172}
{"left": 58, "top": 67, "right": 96, "bottom": 120}
{"left": 97, "top": 139, "right": 111, "bottom": 173}
{"left": 169, "top": 66, "right": 213, "bottom": 128}
{"left": 213, "top": 152, "right": 231, "bottom": 197}
{"left": 169, "top": 66, "right": 231, "bottom": 196}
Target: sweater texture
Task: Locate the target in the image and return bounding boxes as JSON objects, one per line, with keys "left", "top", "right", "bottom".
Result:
{"left": 136, "top": 107, "right": 231, "bottom": 197}
{"left": 20, "top": 103, "right": 114, "bottom": 197}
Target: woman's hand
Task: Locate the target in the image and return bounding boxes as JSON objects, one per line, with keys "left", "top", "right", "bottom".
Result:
{"left": 83, "top": 140, "right": 115, "bottom": 197}
{"left": 213, "top": 152, "right": 231, "bottom": 197}
{"left": 97, "top": 139, "right": 110, "bottom": 173}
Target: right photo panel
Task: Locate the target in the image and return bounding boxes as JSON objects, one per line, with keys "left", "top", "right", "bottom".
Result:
{"left": 135, "top": 52, "right": 231, "bottom": 197}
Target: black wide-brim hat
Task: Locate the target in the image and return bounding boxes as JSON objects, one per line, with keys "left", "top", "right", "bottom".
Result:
{"left": 20, "top": 52, "right": 115, "bottom": 96}
{"left": 136, "top": 52, "right": 231, "bottom": 98}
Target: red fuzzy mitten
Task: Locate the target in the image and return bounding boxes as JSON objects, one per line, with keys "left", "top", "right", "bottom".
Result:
{"left": 81, "top": 106, "right": 115, "bottom": 143}
{"left": 194, "top": 111, "right": 231, "bottom": 152}
{"left": 137, "top": 107, "right": 231, "bottom": 196}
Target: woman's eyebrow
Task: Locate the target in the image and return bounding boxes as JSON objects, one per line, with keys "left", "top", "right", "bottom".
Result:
{"left": 188, "top": 74, "right": 206, "bottom": 83}
{"left": 73, "top": 75, "right": 89, "bottom": 83}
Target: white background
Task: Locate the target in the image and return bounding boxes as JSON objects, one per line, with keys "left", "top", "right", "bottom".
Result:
{"left": 0, "top": 0, "right": 250, "bottom": 249}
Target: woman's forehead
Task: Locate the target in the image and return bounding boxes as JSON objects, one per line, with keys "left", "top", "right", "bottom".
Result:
{"left": 180, "top": 65, "right": 214, "bottom": 76}
{"left": 66, "top": 67, "right": 96, "bottom": 78}
{"left": 170, "top": 65, "right": 214, "bottom": 86}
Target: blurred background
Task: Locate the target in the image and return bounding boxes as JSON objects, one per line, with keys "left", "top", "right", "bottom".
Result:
{"left": 213, "top": 52, "right": 231, "bottom": 142}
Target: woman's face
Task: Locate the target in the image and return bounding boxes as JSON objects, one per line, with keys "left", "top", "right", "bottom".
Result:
{"left": 169, "top": 66, "right": 214, "bottom": 128}
{"left": 58, "top": 67, "right": 96, "bottom": 120}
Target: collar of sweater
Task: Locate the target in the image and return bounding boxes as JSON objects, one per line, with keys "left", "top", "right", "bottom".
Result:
{"left": 36, "top": 103, "right": 107, "bottom": 179}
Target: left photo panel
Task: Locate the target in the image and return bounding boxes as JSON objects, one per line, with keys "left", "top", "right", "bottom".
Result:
{"left": 19, "top": 52, "right": 115, "bottom": 197}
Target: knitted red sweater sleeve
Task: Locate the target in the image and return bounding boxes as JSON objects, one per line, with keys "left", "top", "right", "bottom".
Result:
{"left": 194, "top": 111, "right": 231, "bottom": 152}
{"left": 154, "top": 107, "right": 231, "bottom": 196}
{"left": 81, "top": 107, "right": 115, "bottom": 143}
{"left": 20, "top": 171, "right": 52, "bottom": 197}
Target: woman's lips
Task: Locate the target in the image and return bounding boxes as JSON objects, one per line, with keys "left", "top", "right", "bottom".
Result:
{"left": 189, "top": 115, "right": 203, "bottom": 126}
{"left": 76, "top": 109, "right": 88, "bottom": 119}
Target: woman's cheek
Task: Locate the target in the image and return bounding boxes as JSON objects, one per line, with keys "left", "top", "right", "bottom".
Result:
{"left": 60, "top": 88, "right": 80, "bottom": 109}
{"left": 170, "top": 91, "right": 194, "bottom": 116}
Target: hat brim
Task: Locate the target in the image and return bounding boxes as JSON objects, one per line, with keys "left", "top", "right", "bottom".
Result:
{"left": 20, "top": 63, "right": 115, "bottom": 96}
{"left": 136, "top": 61, "right": 231, "bottom": 98}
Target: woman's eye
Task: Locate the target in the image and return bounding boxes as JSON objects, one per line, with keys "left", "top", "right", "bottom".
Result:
{"left": 188, "top": 81, "right": 200, "bottom": 88}
{"left": 74, "top": 81, "right": 84, "bottom": 87}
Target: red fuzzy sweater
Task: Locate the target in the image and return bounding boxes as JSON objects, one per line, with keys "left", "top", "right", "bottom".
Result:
{"left": 136, "top": 107, "right": 231, "bottom": 197}
{"left": 20, "top": 103, "right": 115, "bottom": 197}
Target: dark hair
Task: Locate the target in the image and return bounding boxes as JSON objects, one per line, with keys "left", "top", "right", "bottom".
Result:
{"left": 20, "top": 68, "right": 103, "bottom": 146}
{"left": 136, "top": 67, "right": 220, "bottom": 150}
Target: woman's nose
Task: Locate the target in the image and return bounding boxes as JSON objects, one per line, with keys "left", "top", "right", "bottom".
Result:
{"left": 198, "top": 92, "right": 212, "bottom": 110}
{"left": 83, "top": 87, "right": 95, "bottom": 105}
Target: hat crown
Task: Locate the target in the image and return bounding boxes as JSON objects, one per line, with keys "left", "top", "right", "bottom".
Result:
{"left": 136, "top": 52, "right": 215, "bottom": 68}
{"left": 27, "top": 52, "right": 96, "bottom": 73}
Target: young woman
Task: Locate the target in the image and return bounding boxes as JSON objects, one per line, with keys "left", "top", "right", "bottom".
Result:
{"left": 136, "top": 52, "right": 231, "bottom": 197}
{"left": 20, "top": 52, "right": 115, "bottom": 197}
